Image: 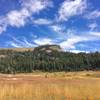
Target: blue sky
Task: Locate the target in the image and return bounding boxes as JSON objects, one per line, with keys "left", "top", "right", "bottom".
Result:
{"left": 0, "top": 0, "right": 100, "bottom": 53}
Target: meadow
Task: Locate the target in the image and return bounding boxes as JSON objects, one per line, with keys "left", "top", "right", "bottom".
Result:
{"left": 0, "top": 71, "right": 100, "bottom": 100}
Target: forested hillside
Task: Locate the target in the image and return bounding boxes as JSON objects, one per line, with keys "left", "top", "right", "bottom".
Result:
{"left": 0, "top": 45, "right": 100, "bottom": 74}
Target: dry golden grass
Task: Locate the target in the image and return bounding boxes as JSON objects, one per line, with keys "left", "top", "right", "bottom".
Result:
{"left": 0, "top": 71, "right": 100, "bottom": 100}
{"left": 0, "top": 48, "right": 34, "bottom": 52}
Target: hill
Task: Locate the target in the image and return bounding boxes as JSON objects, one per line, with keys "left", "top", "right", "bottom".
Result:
{"left": 0, "top": 44, "right": 100, "bottom": 74}
{"left": 34, "top": 45, "right": 62, "bottom": 53}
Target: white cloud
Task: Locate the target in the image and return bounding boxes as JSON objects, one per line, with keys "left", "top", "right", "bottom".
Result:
{"left": 6, "top": 30, "right": 100, "bottom": 52}
{"left": 70, "top": 49, "right": 89, "bottom": 53}
{"left": 50, "top": 25, "right": 63, "bottom": 32}
{"left": 49, "top": 25, "right": 76, "bottom": 42}
{"left": 59, "top": 31, "right": 100, "bottom": 50}
{"left": 10, "top": 42, "right": 22, "bottom": 48}
{"left": 7, "top": 37, "right": 36, "bottom": 48}
{"left": 34, "top": 38, "right": 54, "bottom": 45}
{"left": 60, "top": 36, "right": 86, "bottom": 50}
{"left": 7, "top": 36, "right": 55, "bottom": 48}
{"left": 33, "top": 18, "right": 52, "bottom": 25}
{"left": 21, "top": 0, "right": 53, "bottom": 13}
{"left": 0, "top": 25, "right": 6, "bottom": 34}
{"left": 85, "top": 10, "right": 100, "bottom": 19}
{"left": 88, "top": 23, "right": 98, "bottom": 30}
{"left": 0, "top": 0, "right": 53, "bottom": 34}
{"left": 0, "top": 17, "right": 8, "bottom": 34}
{"left": 89, "top": 32, "right": 100, "bottom": 37}
{"left": 7, "top": 8, "right": 30, "bottom": 27}
{"left": 58, "top": 0, "right": 87, "bottom": 21}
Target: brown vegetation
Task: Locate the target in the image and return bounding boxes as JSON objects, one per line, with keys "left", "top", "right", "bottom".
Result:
{"left": 0, "top": 71, "right": 100, "bottom": 100}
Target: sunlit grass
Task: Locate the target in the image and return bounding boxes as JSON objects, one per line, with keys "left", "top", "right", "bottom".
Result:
{"left": 0, "top": 71, "right": 100, "bottom": 100}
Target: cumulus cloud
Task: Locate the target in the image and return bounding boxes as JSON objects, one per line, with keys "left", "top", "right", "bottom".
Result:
{"left": 7, "top": 8, "right": 30, "bottom": 27}
{"left": 0, "top": 0, "right": 53, "bottom": 34}
{"left": 58, "top": 0, "right": 87, "bottom": 21}
{"left": 20, "top": 0, "right": 53, "bottom": 13}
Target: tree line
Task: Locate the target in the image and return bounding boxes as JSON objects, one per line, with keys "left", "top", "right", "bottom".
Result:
{"left": 0, "top": 45, "right": 100, "bottom": 74}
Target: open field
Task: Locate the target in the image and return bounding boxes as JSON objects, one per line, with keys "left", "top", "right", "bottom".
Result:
{"left": 0, "top": 48, "right": 34, "bottom": 52}
{"left": 0, "top": 71, "right": 100, "bottom": 100}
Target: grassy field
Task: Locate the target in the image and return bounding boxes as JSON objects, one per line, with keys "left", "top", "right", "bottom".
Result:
{"left": 0, "top": 71, "right": 100, "bottom": 100}
{"left": 0, "top": 48, "right": 34, "bottom": 52}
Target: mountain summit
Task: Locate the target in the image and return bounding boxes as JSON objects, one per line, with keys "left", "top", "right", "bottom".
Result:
{"left": 34, "top": 45, "right": 62, "bottom": 53}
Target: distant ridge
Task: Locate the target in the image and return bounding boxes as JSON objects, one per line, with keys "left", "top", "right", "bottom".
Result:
{"left": 0, "top": 45, "right": 62, "bottom": 52}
